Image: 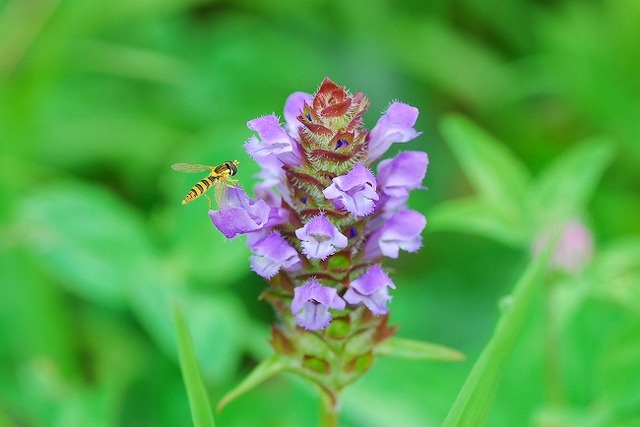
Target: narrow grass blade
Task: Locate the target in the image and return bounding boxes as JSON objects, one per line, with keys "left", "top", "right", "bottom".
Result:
{"left": 442, "top": 239, "right": 555, "bottom": 427}
{"left": 173, "top": 302, "right": 215, "bottom": 427}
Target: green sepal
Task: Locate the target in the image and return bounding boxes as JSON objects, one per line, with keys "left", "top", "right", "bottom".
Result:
{"left": 375, "top": 337, "right": 465, "bottom": 362}
{"left": 303, "top": 356, "right": 331, "bottom": 374}
{"left": 217, "top": 354, "right": 288, "bottom": 411}
{"left": 173, "top": 302, "right": 216, "bottom": 427}
{"left": 325, "top": 317, "right": 350, "bottom": 340}
{"left": 345, "top": 352, "right": 375, "bottom": 374}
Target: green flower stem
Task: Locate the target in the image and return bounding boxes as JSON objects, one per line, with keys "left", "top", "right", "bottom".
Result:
{"left": 319, "top": 391, "right": 339, "bottom": 427}
{"left": 544, "top": 279, "right": 566, "bottom": 408}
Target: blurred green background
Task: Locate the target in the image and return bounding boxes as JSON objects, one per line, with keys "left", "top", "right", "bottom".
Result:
{"left": 1, "top": 0, "right": 639, "bottom": 426}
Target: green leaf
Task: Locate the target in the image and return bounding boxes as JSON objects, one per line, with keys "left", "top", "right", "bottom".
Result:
{"left": 217, "top": 354, "right": 288, "bottom": 411}
{"left": 530, "top": 136, "right": 615, "bottom": 224}
{"left": 15, "top": 181, "right": 154, "bottom": 308}
{"left": 440, "top": 115, "right": 531, "bottom": 221}
{"left": 427, "top": 198, "right": 528, "bottom": 247}
{"left": 376, "top": 337, "right": 465, "bottom": 362}
{"left": 173, "top": 302, "right": 215, "bottom": 427}
{"left": 183, "top": 293, "right": 249, "bottom": 383}
{"left": 442, "top": 235, "right": 555, "bottom": 427}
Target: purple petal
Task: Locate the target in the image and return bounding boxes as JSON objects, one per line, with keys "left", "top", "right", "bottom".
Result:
{"left": 244, "top": 115, "right": 301, "bottom": 165}
{"left": 344, "top": 265, "right": 395, "bottom": 315}
{"left": 377, "top": 151, "right": 428, "bottom": 198}
{"left": 367, "top": 102, "right": 421, "bottom": 162}
{"left": 291, "top": 279, "right": 346, "bottom": 330}
{"left": 249, "top": 232, "right": 300, "bottom": 279}
{"left": 323, "top": 163, "right": 380, "bottom": 217}
{"left": 284, "top": 92, "right": 313, "bottom": 133}
{"left": 365, "top": 210, "right": 426, "bottom": 259}
{"left": 294, "top": 214, "right": 348, "bottom": 260}
{"left": 209, "top": 187, "right": 271, "bottom": 239}
{"left": 254, "top": 153, "right": 285, "bottom": 188}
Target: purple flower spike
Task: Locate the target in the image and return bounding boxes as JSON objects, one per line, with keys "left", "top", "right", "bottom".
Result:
{"left": 284, "top": 91, "right": 313, "bottom": 133}
{"left": 209, "top": 187, "right": 271, "bottom": 239}
{"left": 295, "top": 214, "right": 348, "bottom": 260}
{"left": 377, "top": 151, "right": 428, "bottom": 198}
{"left": 249, "top": 232, "right": 301, "bottom": 279}
{"left": 344, "top": 265, "right": 396, "bottom": 315}
{"left": 291, "top": 279, "right": 346, "bottom": 330}
{"left": 367, "top": 102, "right": 421, "bottom": 162}
{"left": 323, "top": 163, "right": 380, "bottom": 217}
{"left": 365, "top": 210, "right": 427, "bottom": 259}
{"left": 245, "top": 115, "right": 301, "bottom": 165}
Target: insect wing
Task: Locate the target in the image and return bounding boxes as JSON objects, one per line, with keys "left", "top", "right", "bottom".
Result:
{"left": 171, "top": 163, "right": 215, "bottom": 173}
{"left": 213, "top": 177, "right": 230, "bottom": 205}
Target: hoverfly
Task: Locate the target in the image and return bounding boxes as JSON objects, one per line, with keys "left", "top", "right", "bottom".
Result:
{"left": 171, "top": 160, "right": 239, "bottom": 207}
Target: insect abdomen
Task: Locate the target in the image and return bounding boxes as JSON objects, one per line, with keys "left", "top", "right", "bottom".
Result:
{"left": 182, "top": 176, "right": 218, "bottom": 204}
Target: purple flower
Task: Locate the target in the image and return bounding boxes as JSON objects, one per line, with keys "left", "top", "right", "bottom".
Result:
{"left": 295, "top": 214, "right": 348, "bottom": 260}
{"left": 367, "top": 102, "right": 421, "bottom": 162}
{"left": 344, "top": 265, "right": 396, "bottom": 315}
{"left": 209, "top": 187, "right": 271, "bottom": 239}
{"left": 377, "top": 151, "right": 428, "bottom": 198}
{"left": 323, "top": 163, "right": 380, "bottom": 217}
{"left": 291, "top": 279, "right": 346, "bottom": 330}
{"left": 249, "top": 232, "right": 301, "bottom": 279}
{"left": 365, "top": 210, "right": 426, "bottom": 259}
{"left": 284, "top": 91, "right": 313, "bottom": 133}
{"left": 254, "top": 153, "right": 286, "bottom": 190}
{"left": 244, "top": 115, "right": 301, "bottom": 166}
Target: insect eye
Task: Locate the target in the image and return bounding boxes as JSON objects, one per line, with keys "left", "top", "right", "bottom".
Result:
{"left": 227, "top": 161, "right": 238, "bottom": 175}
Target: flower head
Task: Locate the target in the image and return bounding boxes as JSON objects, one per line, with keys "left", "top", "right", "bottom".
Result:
{"left": 295, "top": 214, "right": 348, "bottom": 260}
{"left": 291, "top": 279, "right": 346, "bottom": 330}
{"left": 202, "top": 78, "right": 429, "bottom": 397}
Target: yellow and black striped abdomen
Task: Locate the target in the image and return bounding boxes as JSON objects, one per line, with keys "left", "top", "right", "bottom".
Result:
{"left": 182, "top": 175, "right": 218, "bottom": 205}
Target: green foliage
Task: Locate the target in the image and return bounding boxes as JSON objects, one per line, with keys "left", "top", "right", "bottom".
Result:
{"left": 1, "top": 0, "right": 639, "bottom": 425}
{"left": 443, "top": 237, "right": 554, "bottom": 427}
{"left": 174, "top": 303, "right": 215, "bottom": 427}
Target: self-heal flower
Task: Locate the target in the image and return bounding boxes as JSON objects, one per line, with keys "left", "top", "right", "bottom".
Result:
{"left": 209, "top": 187, "right": 271, "bottom": 239}
{"left": 291, "top": 279, "right": 346, "bottom": 330}
{"left": 365, "top": 209, "right": 427, "bottom": 259}
{"left": 203, "top": 78, "right": 430, "bottom": 416}
{"left": 323, "top": 163, "right": 379, "bottom": 217}
{"left": 344, "top": 265, "right": 396, "bottom": 315}
{"left": 249, "top": 232, "right": 300, "bottom": 279}
{"left": 244, "top": 115, "right": 301, "bottom": 166}
{"left": 295, "top": 214, "right": 348, "bottom": 260}
{"left": 377, "top": 151, "right": 428, "bottom": 198}
{"left": 367, "top": 102, "right": 421, "bottom": 162}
